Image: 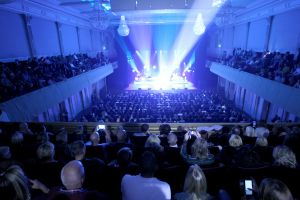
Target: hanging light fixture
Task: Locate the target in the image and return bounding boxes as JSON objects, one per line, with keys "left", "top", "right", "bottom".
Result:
{"left": 193, "top": 13, "right": 206, "bottom": 35}
{"left": 117, "top": 15, "right": 130, "bottom": 36}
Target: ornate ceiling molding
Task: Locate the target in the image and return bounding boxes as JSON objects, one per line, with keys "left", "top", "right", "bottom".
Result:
{"left": 0, "top": 0, "right": 92, "bottom": 28}
{"left": 229, "top": 0, "right": 300, "bottom": 26}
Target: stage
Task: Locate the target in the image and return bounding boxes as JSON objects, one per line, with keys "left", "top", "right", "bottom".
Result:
{"left": 126, "top": 76, "right": 196, "bottom": 90}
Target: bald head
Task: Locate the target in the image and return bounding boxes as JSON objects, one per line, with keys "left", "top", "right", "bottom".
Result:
{"left": 61, "top": 160, "right": 85, "bottom": 190}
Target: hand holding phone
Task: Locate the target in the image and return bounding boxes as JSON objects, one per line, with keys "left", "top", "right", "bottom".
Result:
{"left": 245, "top": 180, "right": 253, "bottom": 195}
{"left": 96, "top": 124, "right": 106, "bottom": 131}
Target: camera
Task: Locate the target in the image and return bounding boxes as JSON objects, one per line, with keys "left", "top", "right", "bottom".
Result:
{"left": 96, "top": 124, "right": 106, "bottom": 131}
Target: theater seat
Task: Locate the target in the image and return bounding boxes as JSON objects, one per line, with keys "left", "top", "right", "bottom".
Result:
{"left": 202, "top": 163, "right": 226, "bottom": 196}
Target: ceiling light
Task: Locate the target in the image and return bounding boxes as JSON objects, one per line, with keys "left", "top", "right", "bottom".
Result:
{"left": 117, "top": 15, "right": 130, "bottom": 36}
{"left": 212, "top": 0, "right": 225, "bottom": 7}
{"left": 193, "top": 13, "right": 206, "bottom": 35}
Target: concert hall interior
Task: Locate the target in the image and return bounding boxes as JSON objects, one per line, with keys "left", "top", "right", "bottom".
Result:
{"left": 0, "top": 0, "right": 300, "bottom": 200}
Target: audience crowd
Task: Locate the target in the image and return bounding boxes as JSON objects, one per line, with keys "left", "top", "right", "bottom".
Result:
{"left": 0, "top": 122, "right": 299, "bottom": 200}
{"left": 0, "top": 52, "right": 108, "bottom": 102}
{"left": 215, "top": 48, "right": 300, "bottom": 88}
{"left": 78, "top": 90, "right": 251, "bottom": 123}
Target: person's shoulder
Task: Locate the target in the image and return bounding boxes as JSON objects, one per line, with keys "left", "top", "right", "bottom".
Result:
{"left": 154, "top": 177, "right": 171, "bottom": 187}
{"left": 84, "top": 191, "right": 111, "bottom": 200}
{"left": 122, "top": 174, "right": 137, "bottom": 181}
{"left": 173, "top": 192, "right": 191, "bottom": 200}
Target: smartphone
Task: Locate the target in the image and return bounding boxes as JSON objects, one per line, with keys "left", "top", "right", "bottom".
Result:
{"left": 96, "top": 124, "right": 106, "bottom": 131}
{"left": 245, "top": 180, "right": 253, "bottom": 195}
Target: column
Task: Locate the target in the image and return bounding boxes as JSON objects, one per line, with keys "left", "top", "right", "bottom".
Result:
{"left": 22, "top": 14, "right": 36, "bottom": 57}
{"left": 56, "top": 22, "right": 64, "bottom": 55}
{"left": 264, "top": 16, "right": 274, "bottom": 51}
{"left": 76, "top": 27, "right": 81, "bottom": 52}
{"left": 245, "top": 22, "right": 250, "bottom": 50}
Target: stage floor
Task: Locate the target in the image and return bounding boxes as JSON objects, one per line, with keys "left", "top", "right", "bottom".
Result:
{"left": 126, "top": 77, "right": 196, "bottom": 90}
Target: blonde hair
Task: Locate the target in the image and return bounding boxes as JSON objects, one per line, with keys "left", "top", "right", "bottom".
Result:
{"left": 145, "top": 134, "right": 161, "bottom": 148}
{"left": 259, "top": 178, "right": 293, "bottom": 200}
{"left": 273, "top": 145, "right": 297, "bottom": 168}
{"left": 183, "top": 164, "right": 207, "bottom": 199}
{"left": 191, "top": 138, "right": 209, "bottom": 159}
{"left": 0, "top": 165, "right": 31, "bottom": 200}
{"left": 256, "top": 137, "right": 268, "bottom": 147}
{"left": 229, "top": 134, "right": 243, "bottom": 147}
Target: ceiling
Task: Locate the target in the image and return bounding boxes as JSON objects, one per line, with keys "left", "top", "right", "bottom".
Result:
{"left": 49, "top": 0, "right": 267, "bottom": 27}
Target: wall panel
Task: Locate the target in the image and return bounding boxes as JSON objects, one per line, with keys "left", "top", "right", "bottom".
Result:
{"left": 247, "top": 18, "right": 268, "bottom": 51}
{"left": 91, "top": 30, "right": 102, "bottom": 53}
{"left": 0, "top": 10, "right": 30, "bottom": 59}
{"left": 31, "top": 17, "right": 60, "bottom": 56}
{"left": 268, "top": 8, "right": 300, "bottom": 53}
{"left": 78, "top": 28, "right": 92, "bottom": 53}
{"left": 233, "top": 23, "right": 248, "bottom": 49}
{"left": 60, "top": 24, "right": 80, "bottom": 55}
{"left": 223, "top": 26, "right": 234, "bottom": 52}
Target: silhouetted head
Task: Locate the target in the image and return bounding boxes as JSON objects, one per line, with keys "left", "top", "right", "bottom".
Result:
{"left": 140, "top": 151, "right": 158, "bottom": 178}
{"left": 259, "top": 178, "right": 293, "bottom": 200}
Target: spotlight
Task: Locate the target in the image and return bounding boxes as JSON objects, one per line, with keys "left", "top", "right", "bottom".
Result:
{"left": 117, "top": 15, "right": 130, "bottom": 36}
{"left": 212, "top": 0, "right": 225, "bottom": 7}
{"left": 193, "top": 13, "right": 206, "bottom": 35}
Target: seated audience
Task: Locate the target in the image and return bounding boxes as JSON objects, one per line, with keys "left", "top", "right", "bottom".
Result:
{"left": 0, "top": 146, "right": 21, "bottom": 171}
{"left": 174, "top": 164, "right": 213, "bottom": 200}
{"left": 71, "top": 140, "right": 106, "bottom": 190}
{"left": 29, "top": 142, "right": 63, "bottom": 187}
{"left": 107, "top": 147, "right": 139, "bottom": 199}
{"left": 253, "top": 137, "right": 273, "bottom": 163}
{"left": 258, "top": 178, "right": 294, "bottom": 200}
{"left": 167, "top": 133, "right": 178, "bottom": 148}
{"left": 0, "top": 53, "right": 106, "bottom": 102}
{"left": 220, "top": 134, "right": 248, "bottom": 167}
{"left": 133, "top": 123, "right": 150, "bottom": 137}
{"left": 38, "top": 160, "right": 110, "bottom": 200}
{"left": 105, "top": 128, "right": 134, "bottom": 162}
{"left": 283, "top": 129, "right": 300, "bottom": 163}
{"left": 144, "top": 134, "right": 166, "bottom": 166}
{"left": 121, "top": 151, "right": 171, "bottom": 200}
{"left": 181, "top": 137, "right": 215, "bottom": 166}
{"left": 77, "top": 90, "right": 251, "bottom": 123}
{"left": 54, "top": 130, "right": 71, "bottom": 163}
{"left": 272, "top": 145, "right": 298, "bottom": 168}
{"left": 0, "top": 165, "right": 32, "bottom": 200}
{"left": 216, "top": 49, "right": 300, "bottom": 89}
